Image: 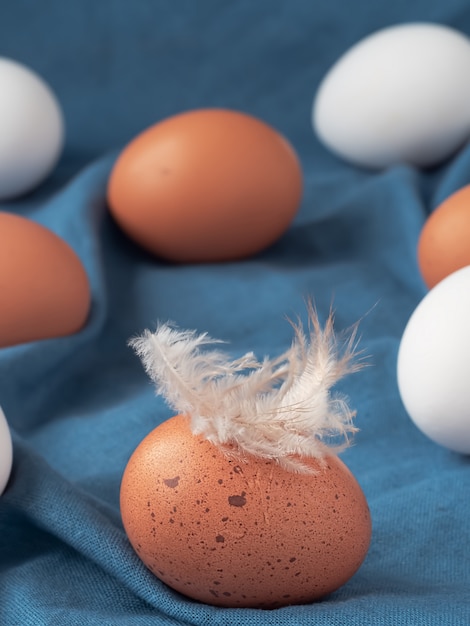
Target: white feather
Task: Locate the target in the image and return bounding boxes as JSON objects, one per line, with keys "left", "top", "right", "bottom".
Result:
{"left": 129, "top": 304, "right": 364, "bottom": 473}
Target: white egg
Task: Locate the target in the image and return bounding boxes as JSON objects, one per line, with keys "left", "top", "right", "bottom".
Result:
{"left": 0, "top": 406, "right": 13, "bottom": 495}
{"left": 397, "top": 266, "right": 470, "bottom": 454}
{"left": 313, "top": 23, "right": 470, "bottom": 169}
{"left": 0, "top": 57, "right": 64, "bottom": 200}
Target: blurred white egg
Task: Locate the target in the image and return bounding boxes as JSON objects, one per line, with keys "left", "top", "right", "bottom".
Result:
{"left": 0, "top": 406, "right": 13, "bottom": 495}
{"left": 397, "top": 266, "right": 470, "bottom": 454}
{"left": 0, "top": 57, "right": 64, "bottom": 200}
{"left": 313, "top": 23, "right": 470, "bottom": 169}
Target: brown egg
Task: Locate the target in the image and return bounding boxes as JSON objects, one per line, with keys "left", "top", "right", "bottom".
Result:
{"left": 120, "top": 414, "right": 371, "bottom": 609}
{"left": 0, "top": 211, "right": 90, "bottom": 347}
{"left": 107, "top": 108, "right": 303, "bottom": 262}
{"left": 418, "top": 184, "right": 470, "bottom": 289}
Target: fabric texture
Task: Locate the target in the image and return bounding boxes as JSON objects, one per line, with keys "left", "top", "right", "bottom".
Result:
{"left": 1, "top": 1, "right": 470, "bottom": 624}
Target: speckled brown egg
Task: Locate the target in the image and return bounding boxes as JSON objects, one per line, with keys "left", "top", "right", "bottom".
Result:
{"left": 120, "top": 413, "right": 371, "bottom": 608}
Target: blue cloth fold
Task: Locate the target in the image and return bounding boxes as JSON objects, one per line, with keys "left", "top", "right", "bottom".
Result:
{"left": 1, "top": 2, "right": 470, "bottom": 624}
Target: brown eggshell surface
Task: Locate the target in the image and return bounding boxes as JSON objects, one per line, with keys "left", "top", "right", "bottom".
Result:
{"left": 107, "top": 108, "right": 303, "bottom": 263}
{"left": 120, "top": 414, "right": 371, "bottom": 608}
{"left": 418, "top": 184, "right": 470, "bottom": 289}
{"left": 0, "top": 212, "right": 90, "bottom": 347}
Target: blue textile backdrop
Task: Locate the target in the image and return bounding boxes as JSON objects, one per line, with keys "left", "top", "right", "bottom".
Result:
{"left": 1, "top": 1, "right": 470, "bottom": 624}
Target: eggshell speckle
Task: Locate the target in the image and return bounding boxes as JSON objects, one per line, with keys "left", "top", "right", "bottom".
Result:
{"left": 0, "top": 212, "right": 91, "bottom": 347}
{"left": 313, "top": 23, "right": 470, "bottom": 169}
{"left": 418, "top": 184, "right": 470, "bottom": 289}
{"left": 107, "top": 108, "right": 303, "bottom": 263}
{"left": 120, "top": 414, "right": 371, "bottom": 608}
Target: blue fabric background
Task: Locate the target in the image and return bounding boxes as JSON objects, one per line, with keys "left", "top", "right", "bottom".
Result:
{"left": 1, "top": 1, "right": 470, "bottom": 624}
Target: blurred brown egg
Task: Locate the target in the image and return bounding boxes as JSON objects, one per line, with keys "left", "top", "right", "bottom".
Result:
{"left": 0, "top": 212, "right": 90, "bottom": 347}
{"left": 120, "top": 414, "right": 371, "bottom": 609}
{"left": 107, "top": 108, "right": 303, "bottom": 263}
{"left": 418, "top": 184, "right": 470, "bottom": 289}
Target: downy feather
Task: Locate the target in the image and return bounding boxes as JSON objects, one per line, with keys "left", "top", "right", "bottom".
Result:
{"left": 129, "top": 304, "right": 363, "bottom": 473}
